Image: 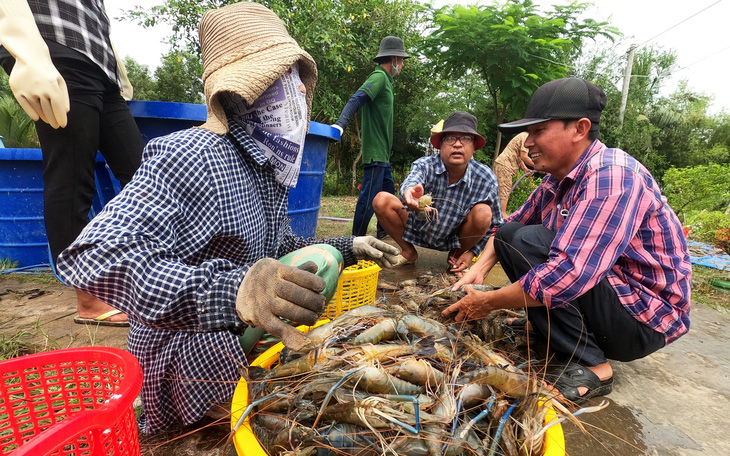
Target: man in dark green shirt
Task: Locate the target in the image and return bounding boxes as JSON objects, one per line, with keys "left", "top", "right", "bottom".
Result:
{"left": 333, "top": 36, "right": 409, "bottom": 236}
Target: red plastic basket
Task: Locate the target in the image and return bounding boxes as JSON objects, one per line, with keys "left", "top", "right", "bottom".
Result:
{"left": 0, "top": 347, "right": 143, "bottom": 456}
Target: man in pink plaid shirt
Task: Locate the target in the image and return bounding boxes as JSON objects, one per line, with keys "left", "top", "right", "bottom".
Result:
{"left": 444, "top": 78, "right": 691, "bottom": 405}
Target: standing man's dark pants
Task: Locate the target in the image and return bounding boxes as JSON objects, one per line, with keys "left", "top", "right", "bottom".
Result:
{"left": 33, "top": 55, "right": 144, "bottom": 263}
{"left": 493, "top": 222, "right": 665, "bottom": 366}
{"left": 352, "top": 161, "right": 395, "bottom": 236}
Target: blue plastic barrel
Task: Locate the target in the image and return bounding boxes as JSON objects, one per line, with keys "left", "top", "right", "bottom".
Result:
{"left": 127, "top": 100, "right": 207, "bottom": 144}
{"left": 0, "top": 149, "right": 46, "bottom": 267}
{"left": 288, "top": 122, "right": 340, "bottom": 238}
{"left": 0, "top": 149, "right": 119, "bottom": 267}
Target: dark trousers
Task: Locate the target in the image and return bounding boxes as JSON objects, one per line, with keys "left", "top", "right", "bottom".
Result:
{"left": 494, "top": 222, "right": 665, "bottom": 366}
{"left": 352, "top": 161, "right": 394, "bottom": 236}
{"left": 33, "top": 56, "right": 143, "bottom": 263}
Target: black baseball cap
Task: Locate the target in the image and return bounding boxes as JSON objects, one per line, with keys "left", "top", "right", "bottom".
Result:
{"left": 498, "top": 78, "right": 607, "bottom": 134}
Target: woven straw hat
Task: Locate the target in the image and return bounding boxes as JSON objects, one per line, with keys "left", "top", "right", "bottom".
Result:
{"left": 199, "top": 2, "right": 317, "bottom": 134}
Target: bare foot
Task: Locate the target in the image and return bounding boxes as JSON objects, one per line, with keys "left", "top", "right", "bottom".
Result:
{"left": 75, "top": 290, "right": 128, "bottom": 322}
{"left": 505, "top": 317, "right": 532, "bottom": 332}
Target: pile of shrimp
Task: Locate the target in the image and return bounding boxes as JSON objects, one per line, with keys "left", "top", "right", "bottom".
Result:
{"left": 240, "top": 304, "right": 601, "bottom": 456}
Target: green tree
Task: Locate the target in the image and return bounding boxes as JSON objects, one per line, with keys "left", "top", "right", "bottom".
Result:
{"left": 663, "top": 164, "right": 730, "bottom": 217}
{"left": 426, "top": 0, "right": 619, "bottom": 159}
{"left": 123, "top": 56, "right": 157, "bottom": 101}
{"left": 154, "top": 51, "right": 204, "bottom": 104}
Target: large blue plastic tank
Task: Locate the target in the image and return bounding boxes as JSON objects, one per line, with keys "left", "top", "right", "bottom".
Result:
{"left": 0, "top": 149, "right": 115, "bottom": 267}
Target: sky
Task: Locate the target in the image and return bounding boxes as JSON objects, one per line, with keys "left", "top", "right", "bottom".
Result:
{"left": 104, "top": 0, "right": 730, "bottom": 113}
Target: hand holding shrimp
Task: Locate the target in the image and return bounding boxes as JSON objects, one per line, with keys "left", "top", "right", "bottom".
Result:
{"left": 442, "top": 281, "right": 543, "bottom": 322}
{"left": 441, "top": 285, "right": 493, "bottom": 321}
{"left": 402, "top": 184, "right": 426, "bottom": 211}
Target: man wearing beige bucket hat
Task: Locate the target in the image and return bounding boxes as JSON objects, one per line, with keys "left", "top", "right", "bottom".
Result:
{"left": 57, "top": 2, "right": 400, "bottom": 434}
{"left": 333, "top": 35, "right": 409, "bottom": 238}
{"left": 373, "top": 111, "right": 503, "bottom": 272}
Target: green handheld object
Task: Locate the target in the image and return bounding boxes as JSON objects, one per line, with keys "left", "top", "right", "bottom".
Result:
{"left": 277, "top": 244, "right": 345, "bottom": 303}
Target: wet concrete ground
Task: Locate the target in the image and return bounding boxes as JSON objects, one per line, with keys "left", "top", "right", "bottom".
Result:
{"left": 2, "top": 244, "right": 728, "bottom": 455}
{"left": 382, "top": 245, "right": 730, "bottom": 456}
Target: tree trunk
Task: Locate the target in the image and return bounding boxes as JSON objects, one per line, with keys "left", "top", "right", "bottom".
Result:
{"left": 493, "top": 130, "right": 503, "bottom": 162}
{"left": 490, "top": 91, "right": 506, "bottom": 162}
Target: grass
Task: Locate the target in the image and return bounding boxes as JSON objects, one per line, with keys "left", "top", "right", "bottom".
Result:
{"left": 689, "top": 265, "right": 730, "bottom": 313}
{"left": 0, "top": 258, "right": 18, "bottom": 269}
{"left": 319, "top": 195, "right": 358, "bottom": 219}
{"left": 0, "top": 328, "right": 32, "bottom": 360}
{"left": 316, "top": 195, "right": 377, "bottom": 238}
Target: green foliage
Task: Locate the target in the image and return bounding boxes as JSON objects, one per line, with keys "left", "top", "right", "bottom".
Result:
{"left": 119, "top": 1, "right": 730, "bottom": 197}
{"left": 124, "top": 57, "right": 157, "bottom": 100}
{"left": 123, "top": 53, "right": 203, "bottom": 104}
{"left": 125, "top": 0, "right": 431, "bottom": 195}
{"left": 684, "top": 210, "right": 730, "bottom": 245}
{"left": 507, "top": 171, "right": 542, "bottom": 213}
{"left": 154, "top": 51, "right": 204, "bottom": 104}
{"left": 0, "top": 258, "right": 19, "bottom": 270}
{"left": 663, "top": 165, "right": 730, "bottom": 218}
{"left": 0, "top": 94, "right": 39, "bottom": 148}
{"left": 0, "top": 330, "right": 31, "bottom": 361}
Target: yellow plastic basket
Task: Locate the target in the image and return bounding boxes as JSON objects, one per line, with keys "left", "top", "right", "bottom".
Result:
{"left": 231, "top": 323, "right": 565, "bottom": 456}
{"left": 323, "top": 259, "right": 381, "bottom": 319}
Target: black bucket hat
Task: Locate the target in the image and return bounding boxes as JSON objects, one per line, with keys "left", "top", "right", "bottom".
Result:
{"left": 373, "top": 36, "right": 410, "bottom": 61}
{"left": 430, "top": 111, "right": 486, "bottom": 150}
{"left": 498, "top": 77, "right": 607, "bottom": 134}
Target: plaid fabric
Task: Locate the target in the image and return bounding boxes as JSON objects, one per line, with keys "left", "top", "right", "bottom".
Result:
{"left": 507, "top": 140, "right": 692, "bottom": 344}
{"left": 400, "top": 155, "right": 502, "bottom": 255}
{"left": 28, "top": 0, "right": 118, "bottom": 84}
{"left": 57, "top": 122, "right": 356, "bottom": 433}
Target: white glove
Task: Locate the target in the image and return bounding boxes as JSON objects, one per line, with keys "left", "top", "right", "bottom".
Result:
{"left": 112, "top": 42, "right": 133, "bottom": 101}
{"left": 0, "top": 0, "right": 69, "bottom": 129}
{"left": 352, "top": 236, "right": 401, "bottom": 268}
{"left": 331, "top": 124, "right": 343, "bottom": 137}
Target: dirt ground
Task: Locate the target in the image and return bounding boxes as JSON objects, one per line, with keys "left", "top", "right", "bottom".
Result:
{"left": 2, "top": 228, "right": 730, "bottom": 455}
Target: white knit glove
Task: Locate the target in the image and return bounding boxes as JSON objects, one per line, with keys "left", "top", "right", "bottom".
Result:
{"left": 352, "top": 236, "right": 401, "bottom": 268}
{"left": 0, "top": 0, "right": 69, "bottom": 128}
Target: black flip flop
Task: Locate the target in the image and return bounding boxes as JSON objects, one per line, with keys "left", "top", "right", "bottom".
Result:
{"left": 545, "top": 361, "right": 613, "bottom": 405}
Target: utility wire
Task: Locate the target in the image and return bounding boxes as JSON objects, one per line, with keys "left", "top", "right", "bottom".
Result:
{"left": 676, "top": 44, "right": 730, "bottom": 71}
{"left": 526, "top": 2, "right": 727, "bottom": 79}
{"left": 637, "top": 0, "right": 723, "bottom": 47}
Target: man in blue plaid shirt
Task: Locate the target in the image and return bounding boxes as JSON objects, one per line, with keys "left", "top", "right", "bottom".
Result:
{"left": 56, "top": 2, "right": 399, "bottom": 434}
{"left": 374, "top": 111, "right": 503, "bottom": 272}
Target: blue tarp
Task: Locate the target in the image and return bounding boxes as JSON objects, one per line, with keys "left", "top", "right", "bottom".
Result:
{"left": 687, "top": 240, "right": 730, "bottom": 271}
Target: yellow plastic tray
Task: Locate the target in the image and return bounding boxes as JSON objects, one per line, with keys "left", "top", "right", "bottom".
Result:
{"left": 231, "top": 321, "right": 565, "bottom": 456}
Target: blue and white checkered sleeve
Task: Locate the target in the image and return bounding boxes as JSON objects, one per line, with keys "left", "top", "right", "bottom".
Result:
{"left": 400, "top": 159, "right": 430, "bottom": 199}
{"left": 57, "top": 135, "right": 246, "bottom": 334}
